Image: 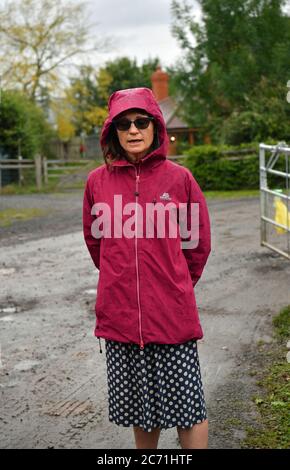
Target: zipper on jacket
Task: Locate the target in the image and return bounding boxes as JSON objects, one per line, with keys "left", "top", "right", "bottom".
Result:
{"left": 134, "top": 163, "right": 144, "bottom": 350}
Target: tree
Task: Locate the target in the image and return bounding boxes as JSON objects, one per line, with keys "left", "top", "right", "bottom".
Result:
{"left": 101, "top": 56, "right": 160, "bottom": 97}
{"left": 170, "top": 0, "right": 290, "bottom": 142}
{"left": 0, "top": 0, "right": 109, "bottom": 101}
{"left": 63, "top": 57, "right": 160, "bottom": 136}
{"left": 0, "top": 90, "right": 53, "bottom": 158}
{"left": 62, "top": 65, "right": 109, "bottom": 136}
{"left": 55, "top": 106, "right": 76, "bottom": 143}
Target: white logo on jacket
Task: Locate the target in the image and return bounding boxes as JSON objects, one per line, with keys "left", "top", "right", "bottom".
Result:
{"left": 160, "top": 192, "right": 171, "bottom": 201}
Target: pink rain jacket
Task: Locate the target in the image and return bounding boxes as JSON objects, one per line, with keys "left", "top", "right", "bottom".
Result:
{"left": 83, "top": 87, "right": 211, "bottom": 349}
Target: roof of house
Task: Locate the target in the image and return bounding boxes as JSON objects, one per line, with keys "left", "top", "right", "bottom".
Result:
{"left": 158, "top": 96, "right": 189, "bottom": 130}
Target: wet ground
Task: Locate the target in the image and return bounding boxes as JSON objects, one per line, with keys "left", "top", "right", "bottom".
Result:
{"left": 0, "top": 191, "right": 290, "bottom": 448}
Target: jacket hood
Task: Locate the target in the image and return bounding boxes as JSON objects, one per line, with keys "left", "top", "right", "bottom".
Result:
{"left": 100, "top": 87, "right": 169, "bottom": 162}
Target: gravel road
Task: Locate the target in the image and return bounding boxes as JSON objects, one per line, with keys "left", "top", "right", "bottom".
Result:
{"left": 0, "top": 191, "right": 289, "bottom": 449}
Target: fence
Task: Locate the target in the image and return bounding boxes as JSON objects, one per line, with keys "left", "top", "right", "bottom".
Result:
{"left": 42, "top": 157, "right": 93, "bottom": 185}
{"left": 259, "top": 143, "right": 290, "bottom": 260}
{"left": 0, "top": 155, "right": 96, "bottom": 190}
{"left": 0, "top": 155, "right": 42, "bottom": 190}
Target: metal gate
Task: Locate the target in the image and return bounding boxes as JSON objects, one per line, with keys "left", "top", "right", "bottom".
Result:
{"left": 259, "top": 143, "right": 290, "bottom": 259}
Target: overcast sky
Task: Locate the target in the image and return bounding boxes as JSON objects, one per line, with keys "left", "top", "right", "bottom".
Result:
{"left": 87, "top": 0, "right": 201, "bottom": 68}
{"left": 0, "top": 0, "right": 201, "bottom": 70}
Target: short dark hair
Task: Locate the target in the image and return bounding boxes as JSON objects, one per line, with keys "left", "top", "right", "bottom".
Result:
{"left": 102, "top": 112, "right": 160, "bottom": 165}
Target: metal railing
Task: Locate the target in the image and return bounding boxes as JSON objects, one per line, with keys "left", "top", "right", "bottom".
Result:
{"left": 259, "top": 143, "right": 290, "bottom": 260}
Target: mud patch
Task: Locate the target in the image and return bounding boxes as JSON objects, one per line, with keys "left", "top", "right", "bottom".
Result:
{"left": 64, "top": 287, "right": 97, "bottom": 317}
{"left": 253, "top": 264, "right": 286, "bottom": 273}
{"left": 14, "top": 360, "right": 41, "bottom": 372}
{"left": 0, "top": 297, "right": 39, "bottom": 318}
{"left": 207, "top": 345, "right": 266, "bottom": 448}
{"left": 43, "top": 399, "right": 94, "bottom": 417}
{"left": 201, "top": 307, "right": 234, "bottom": 317}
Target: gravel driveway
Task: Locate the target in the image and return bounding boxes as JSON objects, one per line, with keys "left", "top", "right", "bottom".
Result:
{"left": 0, "top": 191, "right": 289, "bottom": 448}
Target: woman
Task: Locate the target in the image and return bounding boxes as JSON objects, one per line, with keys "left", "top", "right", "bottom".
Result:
{"left": 83, "top": 87, "right": 211, "bottom": 449}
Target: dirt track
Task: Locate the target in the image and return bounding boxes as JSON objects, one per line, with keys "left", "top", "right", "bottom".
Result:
{"left": 0, "top": 191, "right": 290, "bottom": 448}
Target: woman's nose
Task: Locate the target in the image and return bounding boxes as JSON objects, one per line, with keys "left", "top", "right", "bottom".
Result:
{"left": 128, "top": 122, "right": 139, "bottom": 132}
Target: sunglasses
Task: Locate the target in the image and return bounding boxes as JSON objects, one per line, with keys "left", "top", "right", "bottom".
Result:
{"left": 113, "top": 116, "right": 154, "bottom": 131}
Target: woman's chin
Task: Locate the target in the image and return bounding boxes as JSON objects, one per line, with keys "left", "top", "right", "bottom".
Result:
{"left": 126, "top": 150, "right": 147, "bottom": 162}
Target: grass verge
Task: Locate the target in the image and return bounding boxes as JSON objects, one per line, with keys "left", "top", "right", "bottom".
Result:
{"left": 1, "top": 183, "right": 260, "bottom": 199}
{"left": 204, "top": 189, "right": 260, "bottom": 199}
{"left": 242, "top": 305, "right": 290, "bottom": 449}
{"left": 0, "top": 208, "right": 49, "bottom": 227}
{"left": 0, "top": 180, "right": 86, "bottom": 195}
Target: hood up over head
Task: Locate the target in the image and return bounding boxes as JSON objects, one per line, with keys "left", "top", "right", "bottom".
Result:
{"left": 100, "top": 87, "right": 169, "bottom": 163}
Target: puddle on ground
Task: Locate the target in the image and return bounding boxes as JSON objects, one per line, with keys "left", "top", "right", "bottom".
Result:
{"left": 0, "top": 298, "right": 39, "bottom": 318}
{"left": 13, "top": 360, "right": 41, "bottom": 371}
{"left": 0, "top": 306, "right": 18, "bottom": 314}
{"left": 84, "top": 289, "right": 96, "bottom": 295}
{"left": 0, "top": 268, "right": 16, "bottom": 276}
{"left": 0, "top": 315, "right": 15, "bottom": 322}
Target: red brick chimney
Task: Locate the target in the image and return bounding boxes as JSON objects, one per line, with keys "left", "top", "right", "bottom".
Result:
{"left": 151, "top": 66, "right": 169, "bottom": 102}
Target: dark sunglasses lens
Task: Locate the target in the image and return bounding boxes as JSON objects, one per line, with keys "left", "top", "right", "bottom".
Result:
{"left": 114, "top": 117, "right": 152, "bottom": 130}
{"left": 114, "top": 119, "right": 131, "bottom": 131}
{"left": 135, "top": 118, "right": 151, "bottom": 129}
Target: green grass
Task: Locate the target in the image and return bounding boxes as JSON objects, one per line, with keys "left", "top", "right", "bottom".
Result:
{"left": 204, "top": 189, "right": 260, "bottom": 199}
{"left": 273, "top": 306, "right": 290, "bottom": 340}
{"left": 0, "top": 172, "right": 87, "bottom": 194}
{"left": 224, "top": 417, "right": 243, "bottom": 427}
{"left": 1, "top": 182, "right": 260, "bottom": 199}
{"left": 0, "top": 181, "right": 58, "bottom": 195}
{"left": 0, "top": 179, "right": 83, "bottom": 194}
{"left": 0, "top": 208, "right": 49, "bottom": 227}
{"left": 243, "top": 306, "right": 290, "bottom": 449}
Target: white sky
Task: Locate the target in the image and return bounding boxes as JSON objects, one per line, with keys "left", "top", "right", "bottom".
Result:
{"left": 87, "top": 0, "right": 202, "bottom": 68}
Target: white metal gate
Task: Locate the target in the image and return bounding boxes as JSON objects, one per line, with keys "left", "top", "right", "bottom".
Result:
{"left": 259, "top": 143, "right": 290, "bottom": 259}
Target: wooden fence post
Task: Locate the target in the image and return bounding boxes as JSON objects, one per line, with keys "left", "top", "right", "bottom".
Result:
{"left": 34, "top": 154, "right": 42, "bottom": 190}
{"left": 18, "top": 155, "right": 23, "bottom": 186}
{"left": 43, "top": 156, "right": 48, "bottom": 185}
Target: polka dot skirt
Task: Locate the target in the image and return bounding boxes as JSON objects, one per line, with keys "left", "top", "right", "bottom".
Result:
{"left": 105, "top": 338, "right": 207, "bottom": 432}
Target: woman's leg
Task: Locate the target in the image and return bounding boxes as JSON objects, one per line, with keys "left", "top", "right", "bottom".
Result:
{"left": 177, "top": 419, "right": 208, "bottom": 449}
{"left": 133, "top": 426, "right": 161, "bottom": 449}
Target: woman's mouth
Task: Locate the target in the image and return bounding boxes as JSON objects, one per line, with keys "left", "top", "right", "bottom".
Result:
{"left": 128, "top": 139, "right": 143, "bottom": 144}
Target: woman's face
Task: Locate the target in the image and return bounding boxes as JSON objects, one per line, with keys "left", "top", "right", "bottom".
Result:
{"left": 115, "top": 110, "right": 155, "bottom": 163}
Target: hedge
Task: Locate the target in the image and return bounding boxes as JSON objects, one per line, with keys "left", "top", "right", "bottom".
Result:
{"left": 183, "top": 143, "right": 285, "bottom": 191}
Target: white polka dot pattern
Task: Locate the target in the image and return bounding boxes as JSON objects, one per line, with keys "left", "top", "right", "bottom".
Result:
{"left": 105, "top": 339, "right": 207, "bottom": 432}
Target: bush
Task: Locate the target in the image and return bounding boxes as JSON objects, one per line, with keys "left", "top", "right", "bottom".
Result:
{"left": 183, "top": 142, "right": 287, "bottom": 191}
{"left": 183, "top": 143, "right": 260, "bottom": 190}
{"left": 0, "top": 90, "right": 54, "bottom": 159}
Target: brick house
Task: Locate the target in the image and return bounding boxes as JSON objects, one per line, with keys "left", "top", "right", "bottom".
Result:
{"left": 151, "top": 66, "right": 208, "bottom": 156}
